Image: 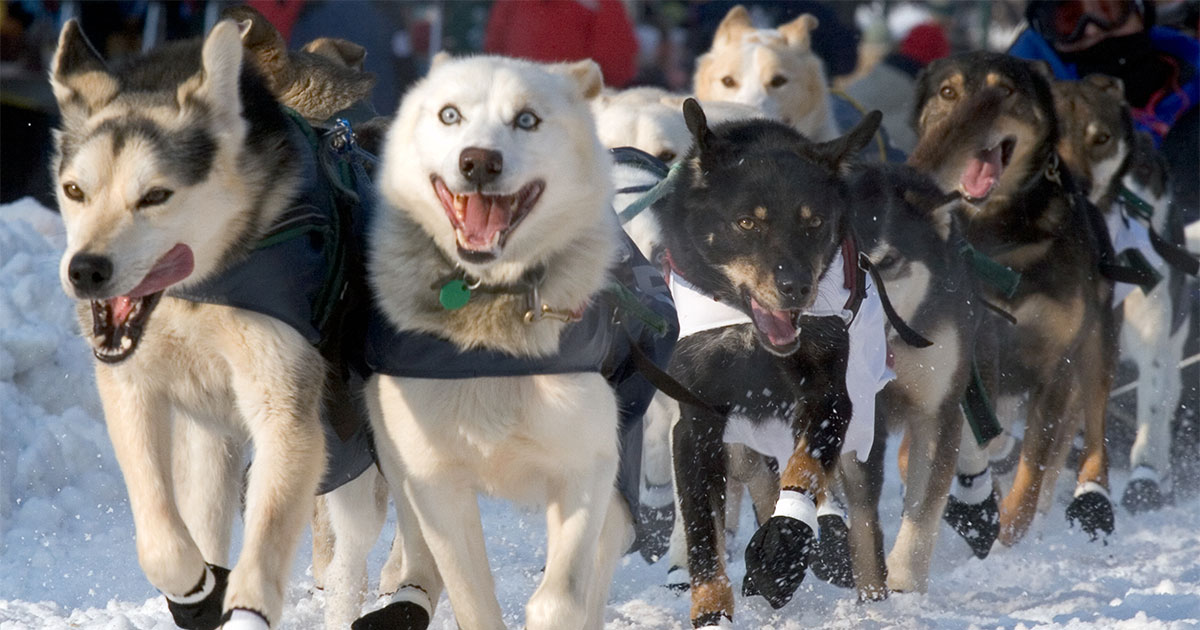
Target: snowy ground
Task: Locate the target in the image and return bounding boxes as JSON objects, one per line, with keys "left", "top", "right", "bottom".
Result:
{"left": 2, "top": 199, "right": 1198, "bottom": 630}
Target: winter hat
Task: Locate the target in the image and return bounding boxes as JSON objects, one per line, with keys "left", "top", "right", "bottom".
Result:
{"left": 898, "top": 22, "right": 949, "bottom": 67}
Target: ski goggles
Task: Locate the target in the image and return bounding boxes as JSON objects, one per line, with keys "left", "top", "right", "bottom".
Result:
{"left": 1027, "top": 0, "right": 1145, "bottom": 45}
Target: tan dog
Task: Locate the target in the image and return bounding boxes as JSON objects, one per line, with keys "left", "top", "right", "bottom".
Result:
{"left": 694, "top": 5, "right": 838, "bottom": 141}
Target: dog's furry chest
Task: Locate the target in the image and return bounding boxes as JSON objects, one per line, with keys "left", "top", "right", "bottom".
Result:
{"left": 374, "top": 371, "right": 618, "bottom": 501}
{"left": 85, "top": 298, "right": 317, "bottom": 430}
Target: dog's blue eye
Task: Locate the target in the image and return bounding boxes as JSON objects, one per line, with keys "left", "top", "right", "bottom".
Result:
{"left": 514, "top": 110, "right": 541, "bottom": 131}
{"left": 439, "top": 105, "right": 462, "bottom": 125}
{"left": 137, "top": 187, "right": 173, "bottom": 208}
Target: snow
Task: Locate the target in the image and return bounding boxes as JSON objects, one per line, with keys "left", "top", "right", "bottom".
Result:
{"left": 2, "top": 198, "right": 1199, "bottom": 629}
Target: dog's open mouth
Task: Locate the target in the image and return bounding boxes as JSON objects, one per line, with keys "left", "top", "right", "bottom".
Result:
{"left": 959, "top": 136, "right": 1015, "bottom": 201}
{"left": 746, "top": 294, "right": 801, "bottom": 355}
{"left": 89, "top": 244, "right": 193, "bottom": 364}
{"left": 432, "top": 176, "right": 545, "bottom": 263}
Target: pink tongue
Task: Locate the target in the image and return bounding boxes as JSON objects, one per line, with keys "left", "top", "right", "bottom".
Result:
{"left": 749, "top": 298, "right": 798, "bottom": 347}
{"left": 111, "top": 296, "right": 135, "bottom": 325}
{"left": 460, "top": 194, "right": 511, "bottom": 250}
{"left": 961, "top": 146, "right": 1002, "bottom": 199}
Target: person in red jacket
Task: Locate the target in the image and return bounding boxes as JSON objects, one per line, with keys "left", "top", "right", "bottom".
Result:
{"left": 484, "top": 0, "right": 638, "bottom": 88}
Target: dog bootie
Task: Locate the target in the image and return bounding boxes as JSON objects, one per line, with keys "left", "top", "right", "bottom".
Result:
{"left": 743, "top": 491, "right": 816, "bottom": 609}
{"left": 353, "top": 585, "right": 432, "bottom": 630}
{"left": 635, "top": 500, "right": 674, "bottom": 564}
{"left": 165, "top": 564, "right": 230, "bottom": 630}
{"left": 1066, "top": 482, "right": 1115, "bottom": 541}
{"left": 219, "top": 609, "right": 269, "bottom": 630}
{"left": 809, "top": 513, "right": 855, "bottom": 588}
{"left": 943, "top": 468, "right": 1000, "bottom": 559}
{"left": 1121, "top": 466, "right": 1168, "bottom": 514}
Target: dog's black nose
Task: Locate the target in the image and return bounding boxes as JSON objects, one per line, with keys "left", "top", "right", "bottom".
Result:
{"left": 776, "top": 274, "right": 812, "bottom": 299}
{"left": 459, "top": 147, "right": 503, "bottom": 186}
{"left": 68, "top": 253, "right": 113, "bottom": 294}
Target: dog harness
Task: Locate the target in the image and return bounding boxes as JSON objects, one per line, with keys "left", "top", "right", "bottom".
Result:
{"left": 665, "top": 242, "right": 894, "bottom": 463}
{"left": 172, "top": 109, "right": 378, "bottom": 494}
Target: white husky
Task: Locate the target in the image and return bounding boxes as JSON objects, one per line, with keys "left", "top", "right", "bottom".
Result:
{"left": 356, "top": 54, "right": 631, "bottom": 630}
{"left": 50, "top": 19, "right": 327, "bottom": 630}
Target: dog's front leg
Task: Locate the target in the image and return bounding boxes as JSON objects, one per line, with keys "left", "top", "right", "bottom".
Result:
{"left": 97, "top": 370, "right": 215, "bottom": 624}
{"left": 173, "top": 415, "right": 242, "bottom": 567}
{"left": 529, "top": 445, "right": 621, "bottom": 630}
{"left": 223, "top": 342, "right": 326, "bottom": 628}
{"left": 840, "top": 409, "right": 889, "bottom": 601}
{"left": 673, "top": 408, "right": 733, "bottom": 629}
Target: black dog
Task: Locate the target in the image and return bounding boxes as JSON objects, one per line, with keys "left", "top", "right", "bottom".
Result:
{"left": 658, "top": 99, "right": 882, "bottom": 627}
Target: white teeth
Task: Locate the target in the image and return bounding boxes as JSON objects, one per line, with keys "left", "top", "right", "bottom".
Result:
{"left": 121, "top": 336, "right": 132, "bottom": 350}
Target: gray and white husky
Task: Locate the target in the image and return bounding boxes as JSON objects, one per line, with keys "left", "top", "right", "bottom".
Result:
{"left": 352, "top": 54, "right": 632, "bottom": 630}
{"left": 51, "top": 19, "right": 326, "bottom": 630}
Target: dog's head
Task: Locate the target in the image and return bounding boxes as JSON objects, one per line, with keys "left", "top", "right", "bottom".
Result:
{"left": 910, "top": 52, "right": 1058, "bottom": 207}
{"left": 1051, "top": 75, "right": 1134, "bottom": 204}
{"left": 662, "top": 99, "right": 880, "bottom": 355}
{"left": 222, "top": 4, "right": 376, "bottom": 125}
{"left": 693, "top": 5, "right": 828, "bottom": 134}
{"left": 50, "top": 19, "right": 294, "bottom": 363}
{"left": 850, "top": 164, "right": 962, "bottom": 322}
{"left": 379, "top": 54, "right": 610, "bottom": 274}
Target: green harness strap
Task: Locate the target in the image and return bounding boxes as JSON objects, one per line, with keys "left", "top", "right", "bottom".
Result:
{"left": 961, "top": 359, "right": 1003, "bottom": 446}
{"left": 959, "top": 242, "right": 1021, "bottom": 299}
{"left": 604, "top": 282, "right": 670, "bottom": 337}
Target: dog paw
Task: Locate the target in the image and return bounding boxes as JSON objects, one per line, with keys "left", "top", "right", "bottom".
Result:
{"left": 943, "top": 491, "right": 1000, "bottom": 559}
{"left": 1121, "top": 469, "right": 1168, "bottom": 514}
{"left": 1066, "top": 490, "right": 1115, "bottom": 541}
{"left": 693, "top": 611, "right": 733, "bottom": 628}
{"left": 352, "top": 601, "right": 431, "bottom": 630}
{"left": 809, "top": 514, "right": 855, "bottom": 588}
{"left": 635, "top": 502, "right": 674, "bottom": 563}
{"left": 742, "top": 515, "right": 813, "bottom": 609}
{"left": 166, "top": 564, "right": 230, "bottom": 630}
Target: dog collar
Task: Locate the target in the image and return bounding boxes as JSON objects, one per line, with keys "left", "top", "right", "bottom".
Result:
{"left": 431, "top": 264, "right": 584, "bottom": 324}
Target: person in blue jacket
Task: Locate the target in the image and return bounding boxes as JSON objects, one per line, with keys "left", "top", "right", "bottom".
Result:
{"left": 1010, "top": 0, "right": 1198, "bottom": 216}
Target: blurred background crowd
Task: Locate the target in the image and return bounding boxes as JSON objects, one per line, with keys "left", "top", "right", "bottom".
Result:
{"left": 2, "top": 0, "right": 1197, "bottom": 203}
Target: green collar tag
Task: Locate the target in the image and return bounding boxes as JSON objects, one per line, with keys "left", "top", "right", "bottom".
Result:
{"left": 439, "top": 279, "right": 472, "bottom": 310}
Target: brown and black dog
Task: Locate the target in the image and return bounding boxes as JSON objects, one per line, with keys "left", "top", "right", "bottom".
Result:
{"left": 909, "top": 51, "right": 1119, "bottom": 546}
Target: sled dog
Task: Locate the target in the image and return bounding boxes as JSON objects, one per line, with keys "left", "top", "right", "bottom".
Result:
{"left": 1051, "top": 74, "right": 1191, "bottom": 513}
{"left": 910, "top": 51, "right": 1120, "bottom": 546}
{"left": 693, "top": 4, "right": 837, "bottom": 141}
{"left": 360, "top": 54, "right": 631, "bottom": 630}
{"left": 50, "top": 19, "right": 330, "bottom": 630}
{"left": 659, "top": 99, "right": 886, "bottom": 627}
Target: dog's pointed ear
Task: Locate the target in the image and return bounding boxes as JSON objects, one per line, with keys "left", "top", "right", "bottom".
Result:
{"left": 178, "top": 20, "right": 245, "bottom": 127}
{"left": 222, "top": 6, "right": 287, "bottom": 89}
{"left": 555, "top": 59, "right": 603, "bottom": 100}
{"left": 1083, "top": 73, "right": 1126, "bottom": 100}
{"left": 814, "top": 110, "right": 881, "bottom": 173}
{"left": 778, "top": 13, "right": 818, "bottom": 50}
{"left": 430, "top": 51, "right": 452, "bottom": 69}
{"left": 683, "top": 98, "right": 713, "bottom": 152}
{"left": 903, "top": 188, "right": 962, "bottom": 241}
{"left": 714, "top": 5, "right": 754, "bottom": 47}
{"left": 50, "top": 19, "right": 115, "bottom": 118}
{"left": 303, "top": 38, "right": 368, "bottom": 71}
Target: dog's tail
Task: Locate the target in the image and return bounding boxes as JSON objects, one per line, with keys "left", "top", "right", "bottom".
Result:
{"left": 908, "top": 89, "right": 1005, "bottom": 190}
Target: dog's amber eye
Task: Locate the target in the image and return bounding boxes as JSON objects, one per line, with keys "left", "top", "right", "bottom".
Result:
{"left": 769, "top": 75, "right": 788, "bottom": 88}
{"left": 1093, "top": 132, "right": 1111, "bottom": 145}
{"left": 877, "top": 254, "right": 898, "bottom": 270}
{"left": 939, "top": 85, "right": 957, "bottom": 100}
{"left": 514, "top": 109, "right": 541, "bottom": 131}
{"left": 721, "top": 76, "right": 737, "bottom": 88}
{"left": 62, "top": 182, "right": 84, "bottom": 202}
{"left": 736, "top": 217, "right": 756, "bottom": 231}
{"left": 439, "top": 105, "right": 462, "bottom": 125}
{"left": 137, "top": 187, "right": 173, "bottom": 208}
{"left": 807, "top": 216, "right": 822, "bottom": 228}
{"left": 657, "top": 150, "right": 677, "bottom": 162}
